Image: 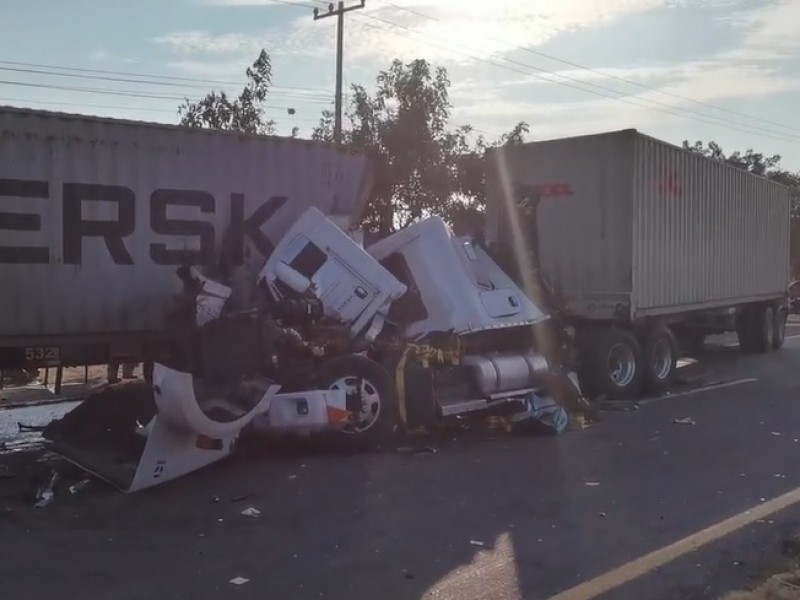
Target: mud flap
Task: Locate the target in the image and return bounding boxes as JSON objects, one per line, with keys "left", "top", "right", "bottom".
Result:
{"left": 48, "top": 364, "right": 278, "bottom": 493}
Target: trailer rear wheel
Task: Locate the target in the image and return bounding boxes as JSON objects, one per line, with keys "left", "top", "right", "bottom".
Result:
{"left": 738, "top": 305, "right": 776, "bottom": 354}
{"left": 774, "top": 306, "right": 788, "bottom": 349}
{"left": 751, "top": 305, "right": 774, "bottom": 353}
{"left": 737, "top": 309, "right": 757, "bottom": 353}
{"left": 643, "top": 326, "right": 677, "bottom": 392}
{"left": 581, "top": 328, "right": 644, "bottom": 400}
{"left": 317, "top": 355, "right": 398, "bottom": 449}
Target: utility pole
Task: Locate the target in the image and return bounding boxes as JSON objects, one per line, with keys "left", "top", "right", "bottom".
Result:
{"left": 313, "top": 0, "right": 365, "bottom": 145}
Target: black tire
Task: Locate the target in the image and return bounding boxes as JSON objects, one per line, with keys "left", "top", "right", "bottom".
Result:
{"left": 316, "top": 355, "right": 398, "bottom": 449}
{"left": 643, "top": 326, "right": 678, "bottom": 392}
{"left": 774, "top": 306, "right": 788, "bottom": 349}
{"left": 750, "top": 305, "right": 774, "bottom": 353}
{"left": 579, "top": 327, "right": 644, "bottom": 400}
{"left": 737, "top": 309, "right": 757, "bottom": 353}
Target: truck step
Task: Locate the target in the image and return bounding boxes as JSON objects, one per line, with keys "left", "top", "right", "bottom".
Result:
{"left": 437, "top": 392, "right": 529, "bottom": 417}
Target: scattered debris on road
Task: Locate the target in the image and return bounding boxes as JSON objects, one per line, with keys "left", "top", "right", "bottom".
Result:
{"left": 506, "top": 392, "right": 570, "bottom": 434}
{"left": 599, "top": 399, "right": 640, "bottom": 412}
{"left": 469, "top": 540, "right": 485, "bottom": 547}
{"left": 584, "top": 481, "right": 601, "bottom": 487}
{"left": 673, "top": 417, "right": 697, "bottom": 425}
{"left": 17, "top": 422, "right": 46, "bottom": 432}
{"left": 240, "top": 507, "right": 261, "bottom": 518}
{"left": 771, "top": 432, "right": 783, "bottom": 436}
{"left": 397, "top": 445, "right": 438, "bottom": 455}
{"left": 229, "top": 577, "right": 250, "bottom": 586}
{"left": 68, "top": 479, "right": 91, "bottom": 495}
{"left": 34, "top": 470, "right": 59, "bottom": 508}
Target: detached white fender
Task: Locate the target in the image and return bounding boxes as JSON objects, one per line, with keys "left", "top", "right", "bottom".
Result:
{"left": 151, "top": 364, "right": 276, "bottom": 439}
{"left": 50, "top": 363, "right": 349, "bottom": 493}
{"left": 121, "top": 364, "right": 280, "bottom": 492}
{"left": 49, "top": 364, "right": 278, "bottom": 494}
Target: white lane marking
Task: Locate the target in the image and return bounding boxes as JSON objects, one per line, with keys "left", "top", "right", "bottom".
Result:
{"left": 550, "top": 486, "right": 800, "bottom": 600}
{"left": 639, "top": 378, "right": 758, "bottom": 405}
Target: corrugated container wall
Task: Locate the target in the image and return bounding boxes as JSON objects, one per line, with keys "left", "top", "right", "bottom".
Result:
{"left": 0, "top": 107, "right": 373, "bottom": 340}
{"left": 485, "top": 129, "right": 790, "bottom": 321}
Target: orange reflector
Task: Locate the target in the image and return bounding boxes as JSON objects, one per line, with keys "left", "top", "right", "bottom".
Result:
{"left": 196, "top": 435, "right": 224, "bottom": 450}
{"left": 326, "top": 406, "right": 351, "bottom": 425}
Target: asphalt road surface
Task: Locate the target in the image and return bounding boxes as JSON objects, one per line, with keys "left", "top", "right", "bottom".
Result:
{"left": 3, "top": 337, "right": 800, "bottom": 600}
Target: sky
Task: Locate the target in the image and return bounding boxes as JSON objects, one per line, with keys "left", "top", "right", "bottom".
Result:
{"left": 1, "top": 0, "right": 799, "bottom": 170}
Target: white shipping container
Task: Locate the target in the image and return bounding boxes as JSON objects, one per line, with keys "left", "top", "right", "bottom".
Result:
{"left": 0, "top": 107, "right": 374, "bottom": 343}
{"left": 485, "top": 129, "right": 790, "bottom": 321}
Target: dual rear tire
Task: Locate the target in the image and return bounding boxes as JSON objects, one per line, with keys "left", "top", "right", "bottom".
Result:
{"left": 737, "top": 304, "right": 786, "bottom": 353}
{"left": 576, "top": 303, "right": 788, "bottom": 400}
{"left": 579, "top": 325, "right": 677, "bottom": 400}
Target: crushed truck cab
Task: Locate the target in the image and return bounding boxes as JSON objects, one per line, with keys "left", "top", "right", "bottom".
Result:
{"left": 366, "top": 216, "right": 576, "bottom": 429}
{"left": 259, "top": 206, "right": 407, "bottom": 341}
{"left": 44, "top": 207, "right": 578, "bottom": 492}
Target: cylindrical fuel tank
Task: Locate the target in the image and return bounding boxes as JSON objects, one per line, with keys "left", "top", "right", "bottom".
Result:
{"left": 462, "top": 352, "right": 549, "bottom": 395}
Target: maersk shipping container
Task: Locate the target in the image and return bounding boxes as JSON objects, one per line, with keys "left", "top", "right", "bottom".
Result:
{"left": 486, "top": 129, "right": 790, "bottom": 321}
{"left": 0, "top": 106, "right": 373, "bottom": 367}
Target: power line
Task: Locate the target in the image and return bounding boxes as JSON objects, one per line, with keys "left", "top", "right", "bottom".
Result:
{"left": 0, "top": 65, "right": 334, "bottom": 103}
{"left": 0, "top": 59, "right": 333, "bottom": 96}
{"left": 0, "top": 96, "right": 178, "bottom": 113}
{"left": 373, "top": 0, "right": 800, "bottom": 136}
{"left": 351, "top": 11, "right": 800, "bottom": 145}
{"left": 0, "top": 95, "right": 325, "bottom": 123}
{"left": 0, "top": 79, "right": 322, "bottom": 116}
{"left": 0, "top": 80, "right": 188, "bottom": 100}
{"left": 358, "top": 9, "right": 796, "bottom": 141}
{"left": 260, "top": 0, "right": 323, "bottom": 9}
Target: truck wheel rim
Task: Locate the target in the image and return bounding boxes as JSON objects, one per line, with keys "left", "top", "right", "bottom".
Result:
{"left": 329, "top": 376, "right": 381, "bottom": 434}
{"left": 651, "top": 339, "right": 672, "bottom": 380}
{"left": 607, "top": 343, "right": 636, "bottom": 387}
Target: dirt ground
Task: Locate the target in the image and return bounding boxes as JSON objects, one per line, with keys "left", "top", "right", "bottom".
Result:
{"left": 0, "top": 364, "right": 143, "bottom": 408}
{"left": 722, "top": 572, "right": 800, "bottom": 600}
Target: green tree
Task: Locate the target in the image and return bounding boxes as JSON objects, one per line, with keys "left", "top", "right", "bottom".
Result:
{"left": 682, "top": 140, "right": 800, "bottom": 214}
{"left": 179, "top": 50, "right": 276, "bottom": 135}
{"left": 681, "top": 140, "right": 782, "bottom": 175}
{"left": 313, "top": 58, "right": 529, "bottom": 233}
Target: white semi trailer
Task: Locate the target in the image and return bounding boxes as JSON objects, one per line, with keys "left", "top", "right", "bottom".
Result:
{"left": 486, "top": 129, "right": 791, "bottom": 399}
